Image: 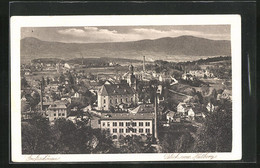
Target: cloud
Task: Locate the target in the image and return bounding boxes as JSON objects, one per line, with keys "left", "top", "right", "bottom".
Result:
{"left": 55, "top": 26, "right": 230, "bottom": 43}
{"left": 57, "top": 27, "right": 139, "bottom": 43}
{"left": 58, "top": 28, "right": 85, "bottom": 36}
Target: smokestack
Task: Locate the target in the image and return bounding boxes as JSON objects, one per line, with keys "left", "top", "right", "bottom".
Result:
{"left": 143, "top": 56, "right": 146, "bottom": 72}
{"left": 154, "top": 94, "right": 158, "bottom": 141}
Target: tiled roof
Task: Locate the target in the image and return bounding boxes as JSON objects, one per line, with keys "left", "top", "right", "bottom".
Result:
{"left": 100, "top": 112, "right": 154, "bottom": 120}
{"left": 130, "top": 104, "right": 154, "bottom": 113}
{"left": 43, "top": 100, "right": 68, "bottom": 109}
{"left": 48, "top": 104, "right": 67, "bottom": 109}
{"left": 99, "top": 84, "right": 136, "bottom": 96}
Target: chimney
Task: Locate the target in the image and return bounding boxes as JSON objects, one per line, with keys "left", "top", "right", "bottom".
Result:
{"left": 143, "top": 56, "right": 146, "bottom": 72}
{"left": 154, "top": 94, "right": 158, "bottom": 141}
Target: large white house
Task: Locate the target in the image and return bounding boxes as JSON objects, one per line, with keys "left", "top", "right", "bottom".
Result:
{"left": 46, "top": 100, "right": 69, "bottom": 122}
{"left": 97, "top": 83, "right": 138, "bottom": 111}
{"left": 100, "top": 112, "right": 154, "bottom": 140}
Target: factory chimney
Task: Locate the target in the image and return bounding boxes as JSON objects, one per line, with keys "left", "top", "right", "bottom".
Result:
{"left": 154, "top": 92, "right": 158, "bottom": 142}
{"left": 143, "top": 56, "right": 146, "bottom": 72}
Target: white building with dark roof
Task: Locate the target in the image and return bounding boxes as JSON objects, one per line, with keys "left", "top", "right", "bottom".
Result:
{"left": 97, "top": 83, "right": 138, "bottom": 111}
{"left": 46, "top": 100, "right": 69, "bottom": 122}
{"left": 100, "top": 112, "right": 154, "bottom": 140}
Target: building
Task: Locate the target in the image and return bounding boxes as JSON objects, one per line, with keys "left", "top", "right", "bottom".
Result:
{"left": 182, "top": 72, "right": 194, "bottom": 81}
{"left": 166, "top": 110, "right": 181, "bottom": 123}
{"left": 46, "top": 101, "right": 69, "bottom": 122}
{"left": 187, "top": 108, "right": 195, "bottom": 120}
{"left": 158, "top": 74, "right": 172, "bottom": 82}
{"left": 97, "top": 83, "right": 138, "bottom": 111}
{"left": 126, "top": 65, "right": 137, "bottom": 90}
{"left": 206, "top": 102, "right": 216, "bottom": 112}
{"left": 177, "top": 102, "right": 189, "bottom": 116}
{"left": 221, "top": 89, "right": 232, "bottom": 100}
{"left": 100, "top": 112, "right": 154, "bottom": 140}
{"left": 122, "top": 56, "right": 154, "bottom": 82}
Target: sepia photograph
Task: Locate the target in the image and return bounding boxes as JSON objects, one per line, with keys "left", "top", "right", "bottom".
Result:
{"left": 11, "top": 15, "right": 241, "bottom": 162}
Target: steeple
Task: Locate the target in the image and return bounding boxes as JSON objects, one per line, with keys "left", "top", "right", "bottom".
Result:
{"left": 127, "top": 65, "right": 137, "bottom": 90}
{"left": 129, "top": 64, "right": 134, "bottom": 75}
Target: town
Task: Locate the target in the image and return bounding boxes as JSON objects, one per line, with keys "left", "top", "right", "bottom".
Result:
{"left": 21, "top": 55, "right": 232, "bottom": 154}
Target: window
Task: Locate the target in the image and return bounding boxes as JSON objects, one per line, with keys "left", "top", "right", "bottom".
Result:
{"left": 113, "top": 122, "right": 117, "bottom": 127}
{"left": 132, "top": 122, "right": 137, "bottom": 127}
{"left": 110, "top": 99, "right": 112, "bottom": 103}
{"left": 58, "top": 113, "right": 61, "bottom": 116}
{"left": 115, "top": 99, "right": 118, "bottom": 103}
{"left": 112, "top": 135, "right": 117, "bottom": 139}
{"left": 145, "top": 122, "right": 150, "bottom": 126}
{"left": 126, "top": 128, "right": 130, "bottom": 133}
{"left": 139, "top": 122, "right": 143, "bottom": 126}
{"left": 126, "top": 98, "right": 128, "bottom": 102}
{"left": 133, "top": 129, "right": 137, "bottom": 133}
{"left": 113, "top": 129, "right": 117, "bottom": 133}
{"left": 126, "top": 122, "right": 131, "bottom": 127}
{"left": 131, "top": 97, "right": 133, "bottom": 102}
{"left": 119, "top": 122, "right": 124, "bottom": 127}
{"left": 120, "top": 98, "right": 123, "bottom": 103}
{"left": 119, "top": 128, "right": 124, "bottom": 133}
{"left": 139, "top": 128, "right": 143, "bottom": 133}
{"left": 102, "top": 122, "right": 106, "bottom": 127}
{"left": 145, "top": 128, "right": 150, "bottom": 134}
{"left": 54, "top": 113, "right": 56, "bottom": 116}
{"left": 62, "top": 113, "right": 65, "bottom": 116}
{"left": 104, "top": 99, "right": 106, "bottom": 103}
{"left": 107, "top": 122, "right": 110, "bottom": 127}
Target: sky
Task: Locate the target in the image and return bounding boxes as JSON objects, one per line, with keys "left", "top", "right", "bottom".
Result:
{"left": 21, "top": 25, "right": 230, "bottom": 43}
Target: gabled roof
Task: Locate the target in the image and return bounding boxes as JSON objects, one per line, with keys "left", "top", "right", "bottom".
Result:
{"left": 130, "top": 104, "right": 154, "bottom": 113}
{"left": 99, "top": 84, "right": 136, "bottom": 96}
{"left": 166, "top": 110, "right": 176, "bottom": 117}
{"left": 222, "top": 89, "right": 232, "bottom": 95}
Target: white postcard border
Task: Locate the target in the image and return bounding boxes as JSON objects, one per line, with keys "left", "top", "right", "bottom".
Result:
{"left": 11, "top": 15, "right": 241, "bottom": 162}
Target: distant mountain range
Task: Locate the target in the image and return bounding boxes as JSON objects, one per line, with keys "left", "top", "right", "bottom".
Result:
{"left": 20, "top": 35, "right": 231, "bottom": 62}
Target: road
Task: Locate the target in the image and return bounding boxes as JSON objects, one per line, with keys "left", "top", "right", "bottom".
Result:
{"left": 168, "top": 89, "right": 192, "bottom": 98}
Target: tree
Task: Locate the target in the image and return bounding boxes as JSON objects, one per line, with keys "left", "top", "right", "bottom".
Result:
{"left": 59, "top": 74, "right": 65, "bottom": 83}
{"left": 118, "top": 135, "right": 156, "bottom": 153}
{"left": 109, "top": 106, "right": 115, "bottom": 113}
{"left": 21, "top": 77, "right": 29, "bottom": 89}
{"left": 81, "top": 90, "right": 96, "bottom": 106}
{"left": 41, "top": 76, "right": 46, "bottom": 87}
{"left": 22, "top": 114, "right": 118, "bottom": 154}
{"left": 193, "top": 101, "right": 232, "bottom": 152}
{"left": 211, "top": 89, "right": 218, "bottom": 99}
{"left": 68, "top": 72, "right": 75, "bottom": 85}
{"left": 22, "top": 114, "right": 53, "bottom": 154}
{"left": 50, "top": 91, "right": 59, "bottom": 101}
{"left": 46, "top": 77, "right": 50, "bottom": 85}
{"left": 159, "top": 127, "right": 195, "bottom": 153}
{"left": 51, "top": 118, "right": 79, "bottom": 153}
{"left": 91, "top": 129, "right": 118, "bottom": 154}
{"left": 25, "top": 90, "right": 40, "bottom": 110}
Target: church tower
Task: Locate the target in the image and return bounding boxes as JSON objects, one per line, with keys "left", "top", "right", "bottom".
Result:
{"left": 127, "top": 65, "right": 137, "bottom": 90}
